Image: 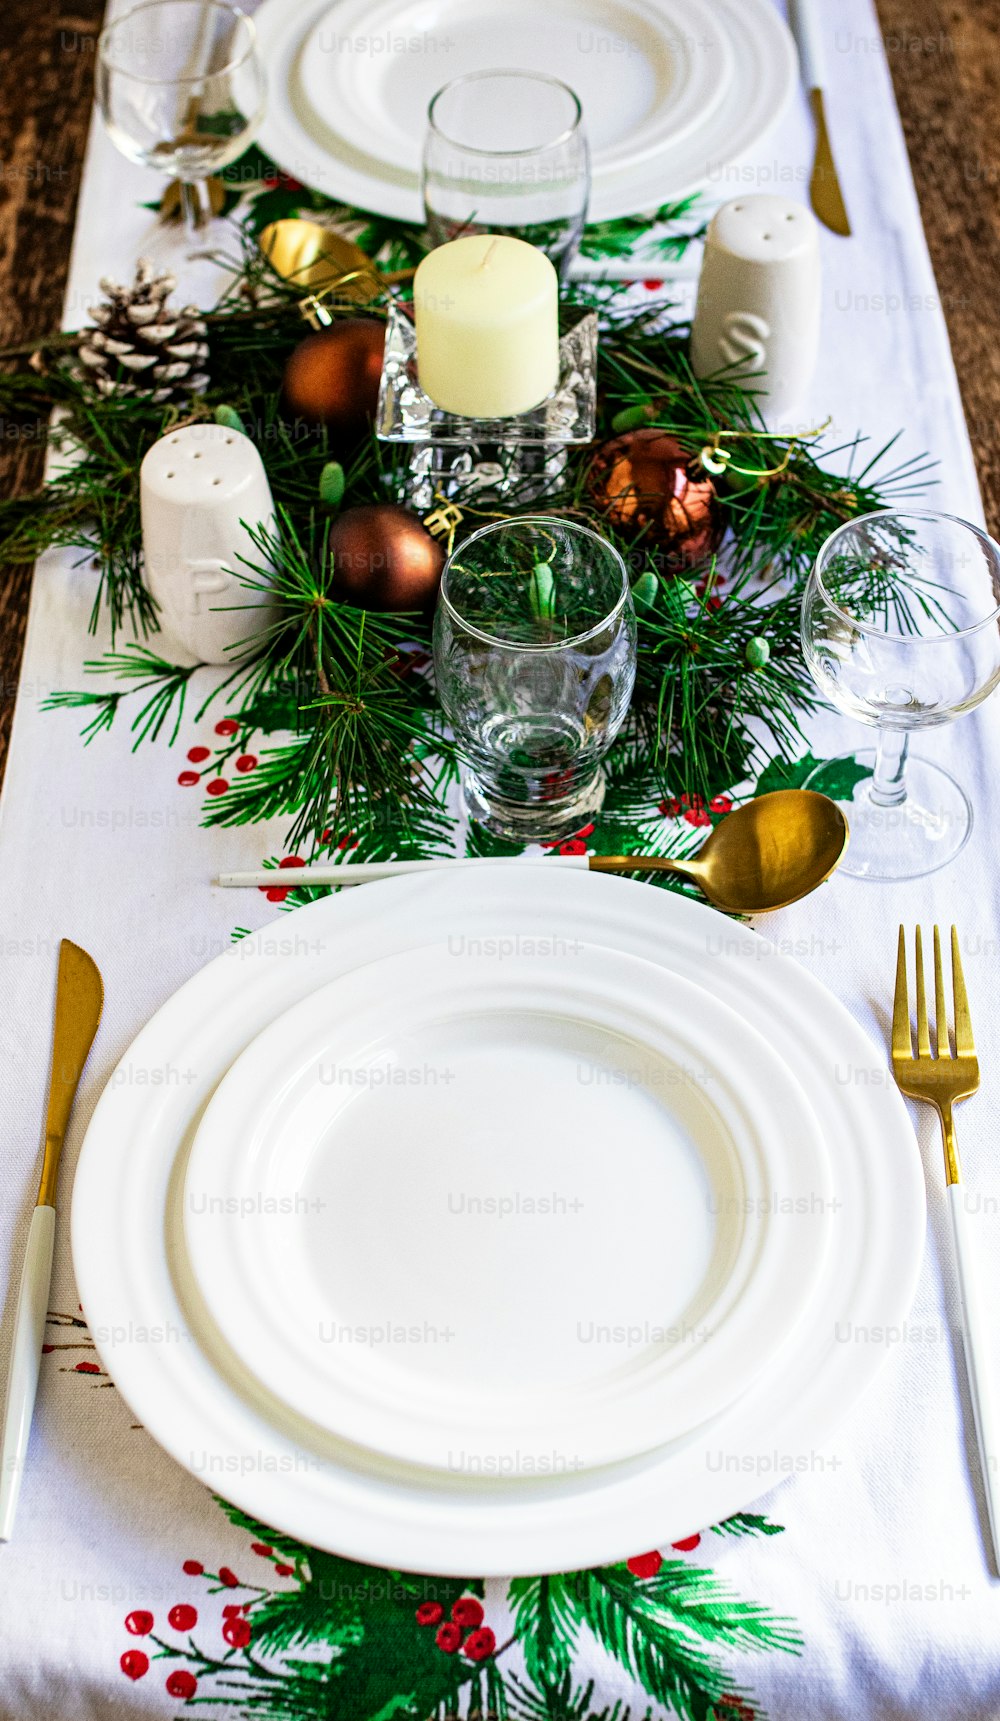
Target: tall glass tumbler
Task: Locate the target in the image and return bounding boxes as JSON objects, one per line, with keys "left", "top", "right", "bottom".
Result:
{"left": 434, "top": 518, "right": 636, "bottom": 842}
{"left": 422, "top": 71, "right": 590, "bottom": 277}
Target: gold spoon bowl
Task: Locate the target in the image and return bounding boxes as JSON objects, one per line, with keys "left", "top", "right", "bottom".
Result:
{"left": 590, "top": 789, "right": 850, "bottom": 914}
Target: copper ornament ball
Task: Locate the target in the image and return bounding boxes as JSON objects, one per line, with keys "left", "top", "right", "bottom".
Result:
{"left": 281, "top": 318, "right": 385, "bottom": 442}
{"left": 588, "top": 428, "right": 723, "bottom": 570}
{"left": 329, "top": 504, "right": 445, "bottom": 612}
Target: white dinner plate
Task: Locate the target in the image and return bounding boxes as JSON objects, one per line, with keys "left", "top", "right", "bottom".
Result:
{"left": 298, "top": 0, "right": 734, "bottom": 180}
{"left": 72, "top": 870, "right": 924, "bottom": 1575}
{"left": 183, "top": 942, "right": 831, "bottom": 1472}
{"left": 251, "top": 0, "right": 798, "bottom": 223}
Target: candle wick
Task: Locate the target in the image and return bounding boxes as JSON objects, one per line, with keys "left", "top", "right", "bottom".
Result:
{"left": 479, "top": 238, "right": 500, "bottom": 270}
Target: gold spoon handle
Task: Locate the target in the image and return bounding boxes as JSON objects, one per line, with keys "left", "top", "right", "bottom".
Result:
{"left": 587, "top": 855, "right": 699, "bottom": 879}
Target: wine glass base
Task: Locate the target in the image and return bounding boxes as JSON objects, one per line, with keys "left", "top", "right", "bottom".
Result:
{"left": 805, "top": 750, "right": 973, "bottom": 881}
{"left": 462, "top": 765, "right": 605, "bottom": 845}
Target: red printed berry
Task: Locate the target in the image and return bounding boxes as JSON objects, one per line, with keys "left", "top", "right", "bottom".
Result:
{"left": 182, "top": 1560, "right": 203, "bottom": 1576}
{"left": 558, "top": 839, "right": 589, "bottom": 856}
{"left": 627, "top": 1551, "right": 663, "bottom": 1579}
{"left": 187, "top": 746, "right": 210, "bottom": 763}
{"left": 251, "top": 1542, "right": 273, "bottom": 1556}
{"left": 41, "top": 1344, "right": 54, "bottom": 1354}
{"left": 218, "top": 1567, "right": 239, "bottom": 1588}
{"left": 709, "top": 796, "right": 733, "bottom": 815}
{"left": 215, "top": 718, "right": 239, "bottom": 736}
{"left": 672, "top": 1533, "right": 701, "bottom": 1552}
{"left": 684, "top": 808, "right": 711, "bottom": 828}
{"left": 120, "top": 1650, "right": 149, "bottom": 1681}
{"left": 435, "top": 1622, "right": 462, "bottom": 1654}
{"left": 235, "top": 754, "right": 258, "bottom": 773}
{"left": 278, "top": 855, "right": 306, "bottom": 870}
{"left": 643, "top": 278, "right": 664, "bottom": 290}
{"left": 178, "top": 771, "right": 200, "bottom": 787}
{"left": 124, "top": 1609, "right": 154, "bottom": 1636}
{"left": 451, "top": 1597, "right": 484, "bottom": 1629}
{"left": 206, "top": 778, "right": 229, "bottom": 797}
{"left": 463, "top": 1626, "right": 496, "bottom": 1662}
{"left": 275, "top": 1562, "right": 295, "bottom": 1577}
{"left": 416, "top": 1601, "right": 444, "bottom": 1626}
{"left": 75, "top": 1361, "right": 101, "bottom": 1374}
{"left": 223, "top": 1604, "right": 242, "bottom": 1618}
{"left": 658, "top": 798, "right": 682, "bottom": 817}
{"left": 264, "top": 887, "right": 289, "bottom": 903}
{"left": 223, "top": 1616, "right": 252, "bottom": 1649}
{"left": 168, "top": 1604, "right": 198, "bottom": 1632}
{"left": 166, "top": 1669, "right": 198, "bottom": 1699}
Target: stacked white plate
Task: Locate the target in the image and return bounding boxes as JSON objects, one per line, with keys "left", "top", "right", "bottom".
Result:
{"left": 250, "top": 0, "right": 799, "bottom": 222}
{"left": 72, "top": 868, "right": 925, "bottom": 1575}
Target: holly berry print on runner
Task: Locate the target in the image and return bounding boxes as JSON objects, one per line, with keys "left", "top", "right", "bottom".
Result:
{"left": 114, "top": 1504, "right": 799, "bottom": 1717}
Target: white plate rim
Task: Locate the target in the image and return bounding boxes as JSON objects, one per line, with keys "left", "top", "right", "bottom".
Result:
{"left": 251, "top": 0, "right": 798, "bottom": 223}
{"left": 297, "top": 0, "right": 735, "bottom": 180}
{"left": 181, "top": 940, "right": 833, "bottom": 1472}
{"left": 71, "top": 870, "right": 924, "bottom": 1576}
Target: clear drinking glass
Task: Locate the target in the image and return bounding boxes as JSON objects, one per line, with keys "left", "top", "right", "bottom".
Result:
{"left": 434, "top": 518, "right": 635, "bottom": 842}
{"left": 422, "top": 71, "right": 591, "bottom": 277}
{"left": 96, "top": 0, "right": 265, "bottom": 238}
{"left": 801, "top": 509, "right": 1000, "bottom": 879}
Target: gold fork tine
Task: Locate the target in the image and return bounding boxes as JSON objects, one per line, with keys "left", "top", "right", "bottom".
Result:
{"left": 915, "top": 926, "right": 931, "bottom": 1058}
{"left": 951, "top": 926, "right": 976, "bottom": 1058}
{"left": 892, "top": 925, "right": 912, "bottom": 1059}
{"left": 933, "top": 925, "right": 950, "bottom": 1057}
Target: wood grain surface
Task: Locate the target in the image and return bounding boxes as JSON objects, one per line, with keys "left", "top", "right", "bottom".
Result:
{"left": 0, "top": 0, "right": 998, "bottom": 785}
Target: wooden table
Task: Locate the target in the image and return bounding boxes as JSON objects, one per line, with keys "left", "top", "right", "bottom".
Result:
{"left": 1, "top": 0, "right": 998, "bottom": 785}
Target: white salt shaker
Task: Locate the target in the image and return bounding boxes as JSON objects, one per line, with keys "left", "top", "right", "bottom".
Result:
{"left": 140, "top": 423, "right": 279, "bottom": 666}
{"left": 690, "top": 196, "right": 821, "bottom": 422}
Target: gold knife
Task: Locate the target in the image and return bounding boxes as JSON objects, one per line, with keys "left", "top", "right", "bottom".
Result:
{"left": 0, "top": 940, "right": 103, "bottom": 1541}
{"left": 789, "top": 0, "right": 851, "bottom": 236}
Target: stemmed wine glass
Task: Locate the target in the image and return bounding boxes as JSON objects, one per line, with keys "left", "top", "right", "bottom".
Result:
{"left": 801, "top": 509, "right": 1000, "bottom": 879}
{"left": 422, "top": 71, "right": 591, "bottom": 277}
{"left": 96, "top": 0, "right": 266, "bottom": 240}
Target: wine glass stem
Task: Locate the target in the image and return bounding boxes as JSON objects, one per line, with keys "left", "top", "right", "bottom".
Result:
{"left": 870, "top": 727, "right": 909, "bottom": 807}
{"left": 180, "top": 179, "right": 212, "bottom": 239}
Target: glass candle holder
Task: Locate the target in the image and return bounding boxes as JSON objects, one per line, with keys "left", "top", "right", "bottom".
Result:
{"left": 422, "top": 71, "right": 590, "bottom": 278}
{"left": 434, "top": 517, "right": 636, "bottom": 842}
{"left": 801, "top": 509, "right": 1000, "bottom": 880}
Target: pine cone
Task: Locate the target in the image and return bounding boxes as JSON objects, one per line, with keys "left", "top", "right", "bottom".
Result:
{"left": 77, "top": 258, "right": 210, "bottom": 403}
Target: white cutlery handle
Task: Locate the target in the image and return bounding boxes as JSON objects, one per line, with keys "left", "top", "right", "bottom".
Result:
{"left": 949, "top": 1184, "right": 1000, "bottom": 1568}
{"left": 216, "top": 856, "right": 592, "bottom": 888}
{"left": 787, "top": 0, "right": 824, "bottom": 90}
{"left": 0, "top": 1204, "right": 56, "bottom": 1542}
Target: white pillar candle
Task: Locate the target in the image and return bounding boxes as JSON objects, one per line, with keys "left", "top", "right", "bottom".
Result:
{"left": 414, "top": 234, "right": 559, "bottom": 418}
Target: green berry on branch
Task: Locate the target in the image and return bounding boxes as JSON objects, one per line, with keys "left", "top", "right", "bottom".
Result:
{"left": 319, "top": 461, "right": 346, "bottom": 509}
{"left": 631, "top": 570, "right": 660, "bottom": 612}
{"left": 745, "top": 637, "right": 771, "bottom": 670}
{"left": 214, "top": 404, "right": 245, "bottom": 433}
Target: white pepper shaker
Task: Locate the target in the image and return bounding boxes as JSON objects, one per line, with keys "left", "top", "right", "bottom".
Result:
{"left": 690, "top": 196, "right": 821, "bottom": 422}
{"left": 140, "top": 423, "right": 279, "bottom": 667}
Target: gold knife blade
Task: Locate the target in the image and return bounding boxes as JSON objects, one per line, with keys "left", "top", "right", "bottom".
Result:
{"left": 808, "top": 89, "right": 851, "bottom": 237}
{"left": 36, "top": 940, "right": 104, "bottom": 1208}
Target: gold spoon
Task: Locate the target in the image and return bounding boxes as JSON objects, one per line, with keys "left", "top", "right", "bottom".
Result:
{"left": 258, "top": 218, "right": 415, "bottom": 314}
{"left": 589, "top": 789, "right": 849, "bottom": 912}
{"left": 217, "top": 790, "right": 849, "bottom": 915}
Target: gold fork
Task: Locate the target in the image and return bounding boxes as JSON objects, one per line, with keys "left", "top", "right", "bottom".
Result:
{"left": 892, "top": 925, "right": 999, "bottom": 1568}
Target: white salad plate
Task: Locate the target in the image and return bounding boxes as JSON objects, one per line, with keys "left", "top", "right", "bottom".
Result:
{"left": 182, "top": 941, "right": 831, "bottom": 1473}
{"left": 72, "top": 869, "right": 924, "bottom": 1576}
{"left": 297, "top": 0, "right": 734, "bottom": 180}
{"left": 251, "top": 0, "right": 798, "bottom": 223}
